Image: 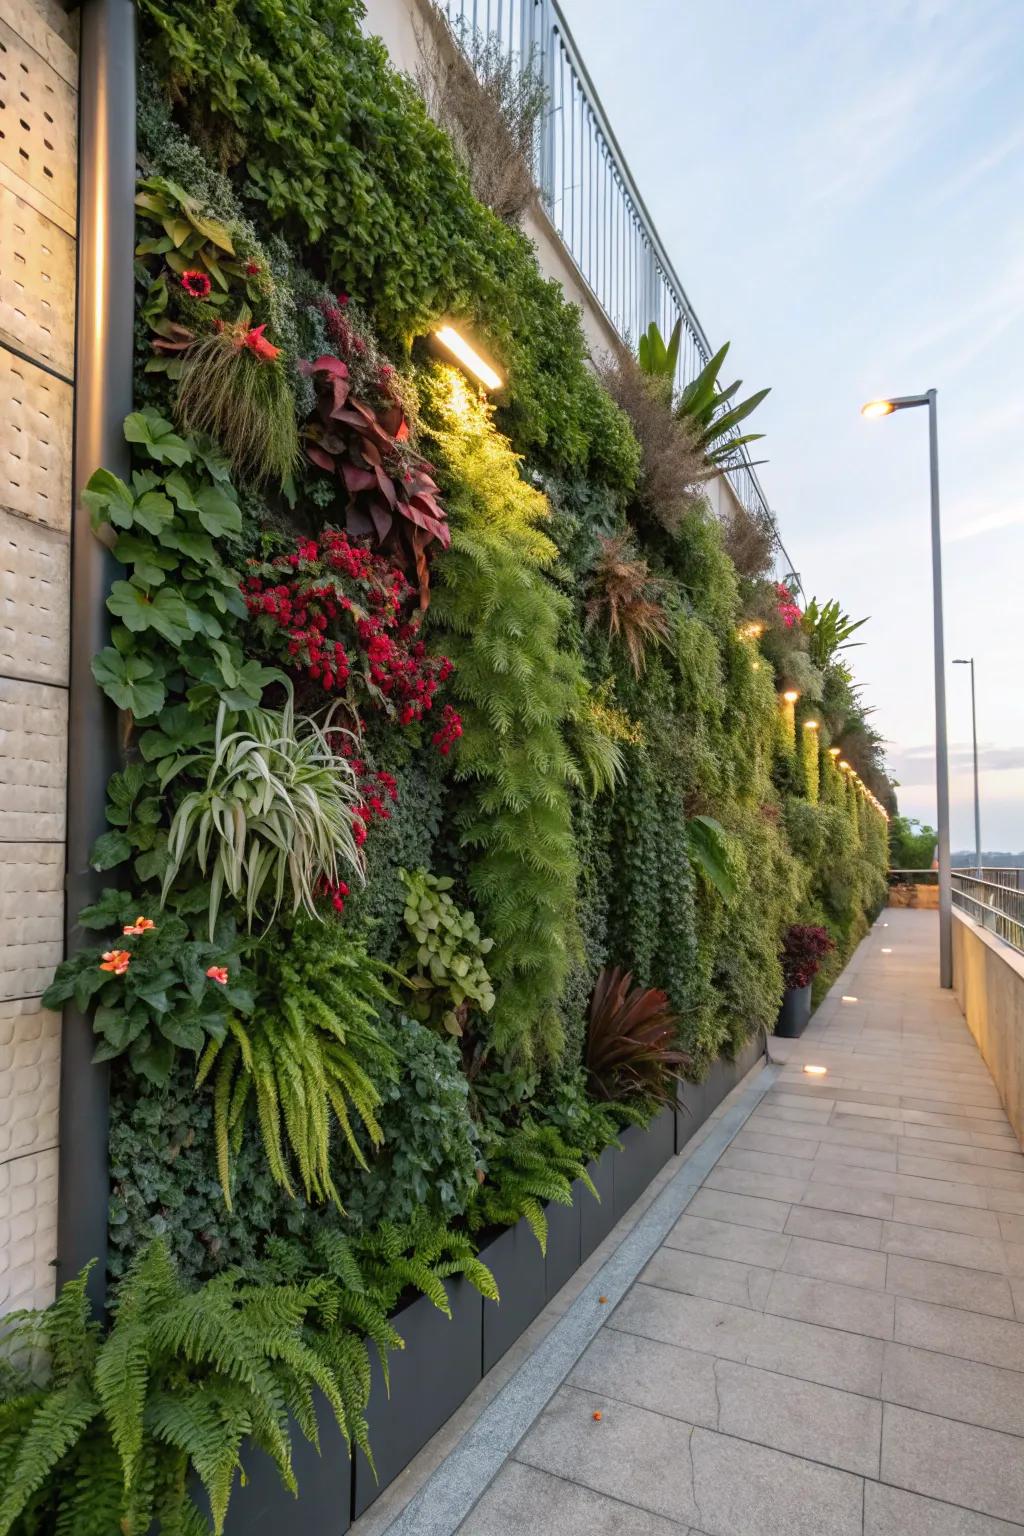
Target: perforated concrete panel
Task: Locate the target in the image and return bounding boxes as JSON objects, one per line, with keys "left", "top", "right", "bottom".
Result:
{"left": 0, "top": 675, "right": 68, "bottom": 840}
{"left": 0, "top": 182, "right": 76, "bottom": 375}
{"left": 0, "top": 0, "right": 77, "bottom": 1318}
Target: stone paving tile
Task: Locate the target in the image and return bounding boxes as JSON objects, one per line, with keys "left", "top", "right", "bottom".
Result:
{"left": 811, "top": 1163, "right": 989, "bottom": 1208}
{"left": 703, "top": 1167, "right": 810, "bottom": 1204}
{"left": 894, "top": 1295, "right": 1024, "bottom": 1370}
{"left": 998, "top": 1213, "right": 1024, "bottom": 1243}
{"left": 514, "top": 1386, "right": 698, "bottom": 1526}
{"left": 611, "top": 1285, "right": 884, "bottom": 1396}
{"left": 988, "top": 1189, "right": 1024, "bottom": 1216}
{"left": 781, "top": 1234, "right": 887, "bottom": 1288}
{"left": 864, "top": 1482, "right": 1024, "bottom": 1536}
{"left": 717, "top": 1147, "right": 814, "bottom": 1182}
{"left": 798, "top": 1180, "right": 895, "bottom": 1219}
{"left": 897, "top": 1152, "right": 1024, "bottom": 1190}
{"left": 459, "top": 1461, "right": 691, "bottom": 1535}
{"left": 885, "top": 1254, "right": 1016, "bottom": 1317}
{"left": 783, "top": 1206, "right": 883, "bottom": 1249}
{"left": 814, "top": 1142, "right": 900, "bottom": 1173}
{"left": 641, "top": 1248, "right": 774, "bottom": 1311}
{"left": 892, "top": 1195, "right": 1002, "bottom": 1238}
{"left": 663, "top": 1214, "right": 791, "bottom": 1269}
{"left": 713, "top": 1358, "right": 881, "bottom": 1476}
{"left": 881, "top": 1219, "right": 1010, "bottom": 1273}
{"left": 880, "top": 1403, "right": 1024, "bottom": 1525}
{"left": 689, "top": 1426, "right": 864, "bottom": 1536}
{"left": 729, "top": 1128, "right": 818, "bottom": 1160}
{"left": 569, "top": 1328, "right": 718, "bottom": 1429}
{"left": 685, "top": 1188, "right": 791, "bottom": 1232}
{"left": 881, "top": 1340, "right": 1024, "bottom": 1438}
{"left": 765, "top": 1271, "right": 895, "bottom": 1339}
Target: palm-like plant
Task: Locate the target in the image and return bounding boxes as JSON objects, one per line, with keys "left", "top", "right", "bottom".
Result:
{"left": 585, "top": 534, "right": 671, "bottom": 677}
{"left": 585, "top": 966, "right": 689, "bottom": 1104}
{"left": 637, "top": 325, "right": 770, "bottom": 469}
{"left": 801, "top": 597, "right": 869, "bottom": 668}
{"left": 161, "top": 692, "right": 364, "bottom": 938}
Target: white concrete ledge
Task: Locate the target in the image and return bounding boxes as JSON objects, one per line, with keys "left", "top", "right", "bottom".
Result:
{"left": 952, "top": 909, "right": 1024, "bottom": 1148}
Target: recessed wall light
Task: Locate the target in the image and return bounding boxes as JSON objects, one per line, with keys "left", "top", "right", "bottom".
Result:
{"left": 841, "top": 995, "right": 858, "bottom": 1003}
{"left": 803, "top": 1064, "right": 828, "bottom": 1076}
{"left": 432, "top": 325, "right": 504, "bottom": 391}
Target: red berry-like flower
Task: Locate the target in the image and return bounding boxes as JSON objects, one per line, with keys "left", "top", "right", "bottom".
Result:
{"left": 245, "top": 260, "right": 261, "bottom": 275}
{"left": 180, "top": 270, "right": 212, "bottom": 299}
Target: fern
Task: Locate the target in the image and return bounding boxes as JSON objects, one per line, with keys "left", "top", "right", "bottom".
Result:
{"left": 198, "top": 918, "right": 396, "bottom": 1206}
{"left": 470, "top": 1123, "right": 594, "bottom": 1255}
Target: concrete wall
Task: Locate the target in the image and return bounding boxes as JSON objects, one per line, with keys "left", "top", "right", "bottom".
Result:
{"left": 0, "top": 0, "right": 78, "bottom": 1312}
{"left": 953, "top": 910, "right": 1024, "bottom": 1149}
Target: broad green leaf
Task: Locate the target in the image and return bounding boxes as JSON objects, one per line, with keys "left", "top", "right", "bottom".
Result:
{"left": 107, "top": 582, "right": 191, "bottom": 643}
{"left": 195, "top": 485, "right": 242, "bottom": 539}
{"left": 91, "top": 830, "right": 133, "bottom": 870}
{"left": 82, "top": 468, "right": 136, "bottom": 532}
{"left": 124, "top": 408, "right": 192, "bottom": 467}
{"left": 91, "top": 648, "right": 166, "bottom": 718}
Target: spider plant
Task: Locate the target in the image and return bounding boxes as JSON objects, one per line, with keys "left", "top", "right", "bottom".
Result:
{"left": 160, "top": 691, "right": 364, "bottom": 938}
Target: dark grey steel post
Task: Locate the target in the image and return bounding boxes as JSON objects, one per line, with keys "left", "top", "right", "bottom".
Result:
{"left": 954, "top": 657, "right": 982, "bottom": 871}
{"left": 59, "top": 0, "right": 137, "bottom": 1313}
{"left": 861, "top": 389, "right": 952, "bottom": 988}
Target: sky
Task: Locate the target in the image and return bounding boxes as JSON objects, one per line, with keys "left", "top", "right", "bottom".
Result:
{"left": 559, "top": 0, "right": 1024, "bottom": 850}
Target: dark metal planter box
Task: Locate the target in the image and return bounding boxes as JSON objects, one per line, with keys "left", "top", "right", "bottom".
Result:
{"left": 579, "top": 1144, "right": 616, "bottom": 1261}
{"left": 775, "top": 984, "right": 812, "bottom": 1038}
{"left": 218, "top": 1389, "right": 351, "bottom": 1536}
{"left": 481, "top": 1216, "right": 547, "bottom": 1374}
{"left": 613, "top": 1106, "right": 676, "bottom": 1221}
{"left": 676, "top": 1032, "right": 766, "bottom": 1151}
{"left": 352, "top": 1274, "right": 484, "bottom": 1519}
{"left": 544, "top": 1193, "right": 582, "bottom": 1300}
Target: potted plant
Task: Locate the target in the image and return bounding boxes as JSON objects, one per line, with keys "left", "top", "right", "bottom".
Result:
{"left": 776, "top": 924, "right": 835, "bottom": 1037}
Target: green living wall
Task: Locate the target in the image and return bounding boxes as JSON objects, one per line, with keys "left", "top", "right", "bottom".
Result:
{"left": 0, "top": 3, "right": 891, "bottom": 1529}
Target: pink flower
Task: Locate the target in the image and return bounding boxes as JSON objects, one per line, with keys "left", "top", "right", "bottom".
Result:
{"left": 100, "top": 950, "right": 131, "bottom": 976}
{"left": 206, "top": 966, "right": 229, "bottom": 986}
{"left": 123, "top": 916, "right": 156, "bottom": 936}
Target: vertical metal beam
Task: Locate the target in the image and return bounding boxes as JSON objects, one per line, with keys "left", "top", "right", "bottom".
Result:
{"left": 59, "top": 0, "right": 136, "bottom": 1313}
{"left": 969, "top": 659, "right": 982, "bottom": 870}
{"left": 927, "top": 389, "right": 953, "bottom": 989}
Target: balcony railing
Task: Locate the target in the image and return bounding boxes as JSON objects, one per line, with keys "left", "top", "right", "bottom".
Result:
{"left": 952, "top": 870, "right": 1024, "bottom": 957}
{"left": 435, "top": 0, "right": 799, "bottom": 582}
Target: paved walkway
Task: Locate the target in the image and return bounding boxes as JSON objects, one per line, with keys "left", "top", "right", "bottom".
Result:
{"left": 455, "top": 909, "right": 1024, "bottom": 1535}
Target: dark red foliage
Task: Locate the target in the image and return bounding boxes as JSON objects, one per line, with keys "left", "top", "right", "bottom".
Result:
{"left": 301, "top": 354, "right": 450, "bottom": 607}
{"left": 781, "top": 924, "right": 835, "bottom": 989}
{"left": 585, "top": 966, "right": 690, "bottom": 1105}
{"left": 242, "top": 528, "right": 459, "bottom": 750}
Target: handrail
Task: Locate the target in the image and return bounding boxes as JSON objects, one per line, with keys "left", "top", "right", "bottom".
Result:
{"left": 435, "top": 0, "right": 801, "bottom": 586}
{"left": 952, "top": 870, "right": 1024, "bottom": 957}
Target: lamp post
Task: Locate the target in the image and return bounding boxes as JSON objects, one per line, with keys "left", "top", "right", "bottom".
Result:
{"left": 861, "top": 389, "right": 952, "bottom": 988}
{"left": 953, "top": 657, "right": 982, "bottom": 872}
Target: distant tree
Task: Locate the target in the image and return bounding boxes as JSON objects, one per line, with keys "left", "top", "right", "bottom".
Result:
{"left": 889, "top": 815, "right": 936, "bottom": 870}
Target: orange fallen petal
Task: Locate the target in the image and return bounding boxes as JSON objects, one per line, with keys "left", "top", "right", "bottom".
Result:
{"left": 592, "top": 1411, "right": 602, "bottom": 1421}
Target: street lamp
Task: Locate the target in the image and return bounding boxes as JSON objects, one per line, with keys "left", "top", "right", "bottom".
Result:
{"left": 953, "top": 657, "right": 982, "bottom": 871}
{"left": 861, "top": 389, "right": 952, "bottom": 987}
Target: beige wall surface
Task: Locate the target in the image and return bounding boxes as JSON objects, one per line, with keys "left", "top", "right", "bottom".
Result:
{"left": 0, "top": 0, "right": 78, "bottom": 1313}
{"left": 953, "top": 910, "right": 1024, "bottom": 1149}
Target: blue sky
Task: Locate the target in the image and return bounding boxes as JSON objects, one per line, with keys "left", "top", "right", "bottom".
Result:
{"left": 560, "top": 0, "right": 1024, "bottom": 849}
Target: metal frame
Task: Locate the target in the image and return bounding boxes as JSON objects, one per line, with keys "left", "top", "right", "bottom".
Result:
{"left": 952, "top": 871, "right": 1024, "bottom": 958}
{"left": 436, "top": 0, "right": 800, "bottom": 582}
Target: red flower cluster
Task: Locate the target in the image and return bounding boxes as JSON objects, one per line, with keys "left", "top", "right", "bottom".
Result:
{"left": 319, "top": 877, "right": 351, "bottom": 914}
{"left": 432, "top": 704, "right": 463, "bottom": 756}
{"left": 775, "top": 583, "right": 803, "bottom": 630}
{"left": 243, "top": 529, "right": 458, "bottom": 746}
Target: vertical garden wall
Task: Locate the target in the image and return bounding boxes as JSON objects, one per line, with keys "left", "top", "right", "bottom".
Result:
{"left": 0, "top": 2, "right": 892, "bottom": 1531}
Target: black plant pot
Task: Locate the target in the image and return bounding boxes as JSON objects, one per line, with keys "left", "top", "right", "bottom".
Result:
{"left": 775, "top": 983, "right": 813, "bottom": 1038}
{"left": 481, "top": 1216, "right": 548, "bottom": 1373}
{"left": 613, "top": 1107, "right": 676, "bottom": 1221}
{"left": 545, "top": 1193, "right": 582, "bottom": 1300}
{"left": 579, "top": 1144, "right": 616, "bottom": 1261}
{"left": 353, "top": 1275, "right": 484, "bottom": 1519}
{"left": 217, "top": 1389, "right": 351, "bottom": 1536}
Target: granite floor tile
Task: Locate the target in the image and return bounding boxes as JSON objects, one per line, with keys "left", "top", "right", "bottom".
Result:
{"left": 885, "top": 1254, "right": 1015, "bottom": 1317}
{"left": 881, "top": 1220, "right": 1009, "bottom": 1273}
{"left": 713, "top": 1358, "right": 881, "bottom": 1476}
{"left": 864, "top": 1482, "right": 1024, "bottom": 1536}
{"left": 569, "top": 1328, "right": 718, "bottom": 1429}
{"left": 663, "top": 1214, "right": 791, "bottom": 1269}
{"left": 799, "top": 1181, "right": 895, "bottom": 1220}
{"left": 765, "top": 1271, "right": 895, "bottom": 1339}
{"left": 703, "top": 1167, "right": 810, "bottom": 1204}
{"left": 892, "top": 1196, "right": 1001, "bottom": 1238}
{"left": 641, "top": 1248, "right": 774, "bottom": 1310}
{"left": 894, "top": 1295, "right": 1024, "bottom": 1370}
{"left": 882, "top": 1340, "right": 1024, "bottom": 1437}
{"left": 459, "top": 1461, "right": 691, "bottom": 1534}
{"left": 718, "top": 1147, "right": 815, "bottom": 1182}
{"left": 686, "top": 1188, "right": 791, "bottom": 1232}
{"left": 880, "top": 1403, "right": 1024, "bottom": 1525}
{"left": 782, "top": 1235, "right": 888, "bottom": 1289}
{"left": 783, "top": 1206, "right": 883, "bottom": 1249}
{"left": 689, "top": 1426, "right": 863, "bottom": 1536}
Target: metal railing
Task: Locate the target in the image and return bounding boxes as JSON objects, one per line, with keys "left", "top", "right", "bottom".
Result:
{"left": 435, "top": 0, "right": 800, "bottom": 582}
{"left": 952, "top": 870, "right": 1024, "bottom": 956}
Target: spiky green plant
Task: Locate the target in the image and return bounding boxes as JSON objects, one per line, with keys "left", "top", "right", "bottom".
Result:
{"left": 0, "top": 1243, "right": 369, "bottom": 1536}
{"left": 469, "top": 1124, "right": 595, "bottom": 1253}
{"left": 161, "top": 692, "right": 364, "bottom": 938}
{"left": 637, "top": 332, "right": 770, "bottom": 468}
{"left": 175, "top": 307, "right": 299, "bottom": 487}
{"left": 197, "top": 918, "right": 396, "bottom": 1207}
{"left": 801, "top": 597, "right": 869, "bottom": 668}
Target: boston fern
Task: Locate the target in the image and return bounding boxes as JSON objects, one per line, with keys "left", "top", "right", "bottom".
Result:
{"left": 470, "top": 1123, "right": 595, "bottom": 1253}
{"left": 198, "top": 918, "right": 396, "bottom": 1206}
{"left": 0, "top": 1244, "right": 361, "bottom": 1536}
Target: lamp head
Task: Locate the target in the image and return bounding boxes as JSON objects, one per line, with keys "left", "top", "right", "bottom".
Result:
{"left": 782, "top": 689, "right": 800, "bottom": 704}
{"left": 861, "top": 399, "right": 895, "bottom": 419}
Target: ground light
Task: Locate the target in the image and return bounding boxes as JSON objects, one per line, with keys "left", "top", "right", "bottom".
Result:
{"left": 804, "top": 719, "right": 819, "bottom": 730}
{"left": 841, "top": 995, "right": 858, "bottom": 1003}
{"left": 783, "top": 689, "right": 800, "bottom": 703}
{"left": 803, "top": 1064, "right": 828, "bottom": 1076}
{"left": 432, "top": 325, "right": 504, "bottom": 391}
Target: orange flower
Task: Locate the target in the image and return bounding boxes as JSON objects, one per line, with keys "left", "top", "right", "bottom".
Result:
{"left": 123, "top": 916, "right": 156, "bottom": 936}
{"left": 100, "top": 950, "right": 131, "bottom": 976}
{"left": 592, "top": 1411, "right": 603, "bottom": 1422}
{"left": 206, "top": 965, "right": 229, "bottom": 986}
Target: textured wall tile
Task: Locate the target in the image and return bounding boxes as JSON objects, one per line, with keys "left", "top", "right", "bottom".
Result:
{"left": 0, "top": 349, "right": 73, "bottom": 531}
{"left": 0, "top": 506, "right": 70, "bottom": 685}
{"left": 0, "top": 842, "right": 63, "bottom": 1000}
{"left": 0, "top": 184, "right": 76, "bottom": 376}
{"left": 0, "top": 997, "right": 60, "bottom": 1161}
{"left": 0, "top": 675, "right": 67, "bottom": 840}
{"left": 0, "top": 18, "right": 78, "bottom": 222}
{"left": 0, "top": 1147, "right": 58, "bottom": 1312}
